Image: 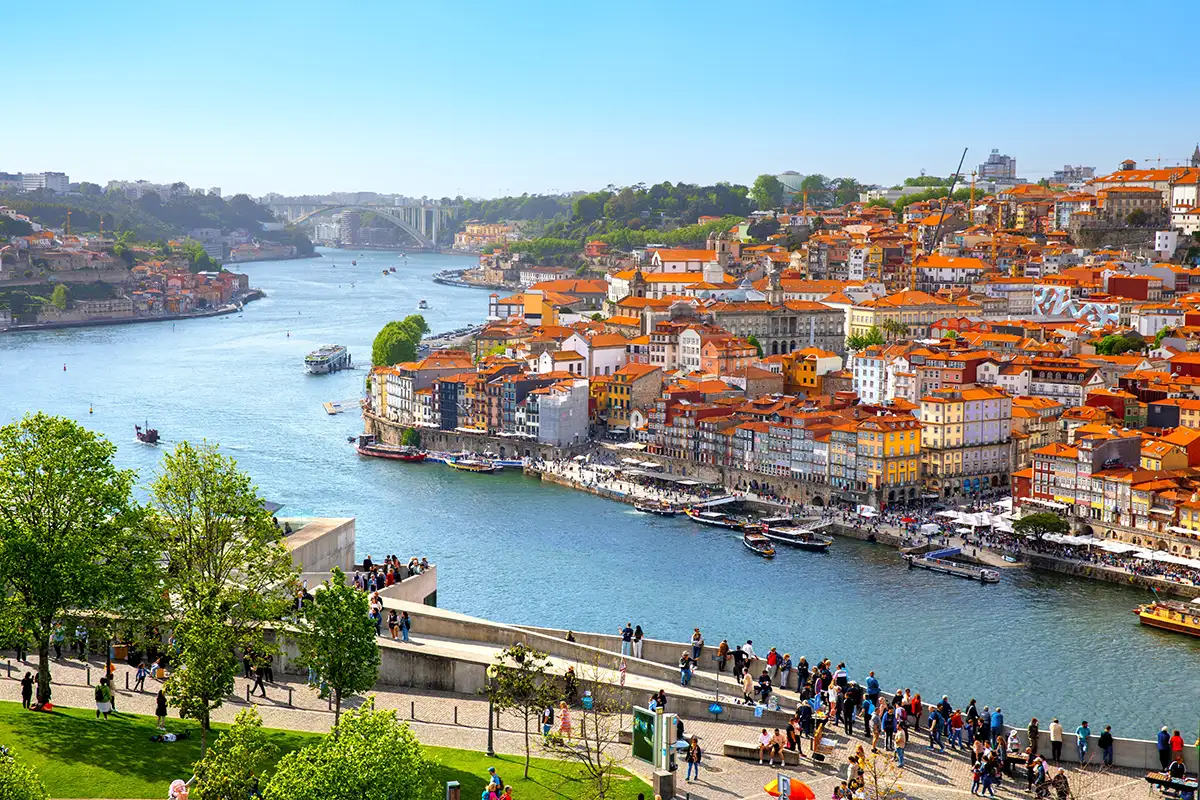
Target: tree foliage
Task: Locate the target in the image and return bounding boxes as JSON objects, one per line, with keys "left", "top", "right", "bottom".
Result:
{"left": 1154, "top": 327, "right": 1176, "bottom": 348}
{"left": 846, "top": 326, "right": 885, "bottom": 352}
{"left": 371, "top": 315, "right": 429, "bottom": 367}
{"left": 0, "top": 414, "right": 154, "bottom": 706}
{"left": 192, "top": 708, "right": 278, "bottom": 800}
{"left": 490, "top": 643, "right": 558, "bottom": 778}
{"left": 296, "top": 567, "right": 380, "bottom": 729}
{"left": 1012, "top": 512, "right": 1069, "bottom": 538}
{"left": 49, "top": 284, "right": 67, "bottom": 310}
{"left": 750, "top": 175, "right": 785, "bottom": 210}
{"left": 401, "top": 428, "right": 421, "bottom": 447}
{"left": 264, "top": 700, "right": 439, "bottom": 800}
{"left": 1094, "top": 332, "right": 1145, "bottom": 355}
{"left": 0, "top": 746, "right": 48, "bottom": 800}
{"left": 149, "top": 441, "right": 298, "bottom": 753}
{"left": 747, "top": 334, "right": 764, "bottom": 357}
{"left": 543, "top": 659, "right": 625, "bottom": 799}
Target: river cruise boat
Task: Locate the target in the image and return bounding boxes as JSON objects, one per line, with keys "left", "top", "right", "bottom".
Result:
{"left": 635, "top": 502, "right": 677, "bottom": 517}
{"left": 742, "top": 531, "right": 776, "bottom": 559}
{"left": 354, "top": 434, "right": 426, "bottom": 462}
{"left": 447, "top": 457, "right": 498, "bottom": 474}
{"left": 305, "top": 344, "right": 352, "bottom": 374}
{"left": 1134, "top": 598, "right": 1200, "bottom": 637}
{"left": 755, "top": 520, "right": 834, "bottom": 552}
{"left": 684, "top": 508, "right": 743, "bottom": 529}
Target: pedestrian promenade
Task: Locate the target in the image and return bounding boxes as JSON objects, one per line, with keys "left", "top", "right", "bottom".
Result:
{"left": 3, "top": 652, "right": 1150, "bottom": 800}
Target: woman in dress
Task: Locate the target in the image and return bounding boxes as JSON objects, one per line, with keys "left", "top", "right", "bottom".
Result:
{"left": 558, "top": 701, "right": 572, "bottom": 741}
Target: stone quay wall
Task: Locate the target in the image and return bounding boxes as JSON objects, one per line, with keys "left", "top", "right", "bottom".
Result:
{"left": 364, "top": 413, "right": 590, "bottom": 463}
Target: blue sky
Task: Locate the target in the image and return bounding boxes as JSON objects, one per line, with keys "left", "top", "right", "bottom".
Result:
{"left": 7, "top": 0, "right": 1198, "bottom": 198}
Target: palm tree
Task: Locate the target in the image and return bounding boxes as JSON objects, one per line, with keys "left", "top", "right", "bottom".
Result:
{"left": 882, "top": 319, "right": 908, "bottom": 341}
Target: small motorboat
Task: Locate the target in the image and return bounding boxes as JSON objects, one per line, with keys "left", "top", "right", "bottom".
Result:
{"left": 135, "top": 422, "right": 160, "bottom": 445}
{"left": 382, "top": 269, "right": 389, "bottom": 276}
{"left": 446, "top": 457, "right": 498, "bottom": 474}
{"left": 635, "top": 502, "right": 677, "bottom": 517}
{"left": 684, "top": 508, "right": 743, "bottom": 528}
{"left": 742, "top": 531, "right": 776, "bottom": 559}
{"left": 417, "top": 299, "right": 429, "bottom": 310}
{"left": 352, "top": 259, "right": 357, "bottom": 265}
{"left": 389, "top": 266, "right": 397, "bottom": 273}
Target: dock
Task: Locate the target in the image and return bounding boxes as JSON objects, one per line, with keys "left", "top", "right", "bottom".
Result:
{"left": 904, "top": 547, "right": 1000, "bottom": 583}
{"left": 322, "top": 398, "right": 361, "bottom": 415}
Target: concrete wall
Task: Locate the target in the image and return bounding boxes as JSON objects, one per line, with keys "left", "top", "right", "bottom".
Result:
{"left": 378, "top": 565, "right": 438, "bottom": 606}
{"left": 282, "top": 517, "right": 355, "bottom": 573}
{"left": 1025, "top": 553, "right": 1200, "bottom": 600}
{"left": 365, "top": 415, "right": 589, "bottom": 462}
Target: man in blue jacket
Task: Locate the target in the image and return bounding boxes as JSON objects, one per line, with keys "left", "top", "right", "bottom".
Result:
{"left": 1157, "top": 726, "right": 1172, "bottom": 769}
{"left": 865, "top": 671, "right": 880, "bottom": 709}
{"left": 991, "top": 707, "right": 1004, "bottom": 748}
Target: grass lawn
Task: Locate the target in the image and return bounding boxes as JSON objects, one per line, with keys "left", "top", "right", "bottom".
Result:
{"left": 0, "top": 701, "right": 650, "bottom": 800}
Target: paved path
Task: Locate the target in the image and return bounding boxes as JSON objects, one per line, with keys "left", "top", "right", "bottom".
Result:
{"left": 3, "top": 653, "right": 1149, "bottom": 800}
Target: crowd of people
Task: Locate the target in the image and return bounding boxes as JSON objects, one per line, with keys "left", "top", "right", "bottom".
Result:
{"left": 611, "top": 623, "right": 1197, "bottom": 796}
{"left": 354, "top": 554, "right": 430, "bottom": 593}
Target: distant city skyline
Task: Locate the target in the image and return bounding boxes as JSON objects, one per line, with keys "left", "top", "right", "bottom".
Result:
{"left": 8, "top": 0, "right": 1200, "bottom": 199}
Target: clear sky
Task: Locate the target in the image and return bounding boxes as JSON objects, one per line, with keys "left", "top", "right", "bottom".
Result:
{"left": 7, "top": 0, "right": 1198, "bottom": 198}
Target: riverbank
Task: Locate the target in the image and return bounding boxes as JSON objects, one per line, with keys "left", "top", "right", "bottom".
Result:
{"left": 0, "top": 290, "right": 264, "bottom": 334}
{"left": 223, "top": 251, "right": 321, "bottom": 265}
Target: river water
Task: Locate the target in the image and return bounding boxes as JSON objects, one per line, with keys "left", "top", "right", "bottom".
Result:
{"left": 1, "top": 248, "right": 1197, "bottom": 736}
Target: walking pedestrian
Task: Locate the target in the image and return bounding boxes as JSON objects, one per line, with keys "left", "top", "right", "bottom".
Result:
{"left": 685, "top": 736, "right": 702, "bottom": 782}
{"left": 134, "top": 662, "right": 148, "bottom": 692}
{"left": 95, "top": 679, "right": 111, "bottom": 720}
{"left": 559, "top": 702, "right": 572, "bottom": 741}
{"left": 399, "top": 610, "right": 411, "bottom": 643}
{"left": 1049, "top": 718, "right": 1063, "bottom": 763}
{"left": 895, "top": 723, "right": 907, "bottom": 768}
{"left": 541, "top": 705, "right": 554, "bottom": 738}
{"left": 252, "top": 664, "right": 267, "bottom": 698}
{"left": 716, "top": 639, "right": 729, "bottom": 672}
{"left": 387, "top": 609, "right": 399, "bottom": 640}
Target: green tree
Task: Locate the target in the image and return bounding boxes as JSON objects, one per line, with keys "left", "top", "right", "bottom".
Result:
{"left": 296, "top": 567, "right": 380, "bottom": 729}
{"left": 747, "top": 334, "right": 764, "bottom": 357}
{"left": 1012, "top": 512, "right": 1069, "bottom": 538}
{"left": 401, "top": 428, "right": 421, "bottom": 448}
{"left": 882, "top": 319, "right": 908, "bottom": 341}
{"left": 1154, "top": 327, "right": 1176, "bottom": 348}
{"left": 371, "top": 321, "right": 418, "bottom": 367}
{"left": 149, "top": 441, "right": 298, "bottom": 754}
{"left": 264, "top": 700, "right": 439, "bottom": 800}
{"left": 1127, "top": 209, "right": 1149, "bottom": 226}
{"left": 0, "top": 414, "right": 154, "bottom": 707}
{"left": 490, "top": 643, "right": 558, "bottom": 778}
{"left": 750, "top": 175, "right": 785, "bottom": 210}
{"left": 192, "top": 708, "right": 278, "bottom": 800}
{"left": 0, "top": 747, "right": 48, "bottom": 800}
{"left": 50, "top": 284, "right": 67, "bottom": 310}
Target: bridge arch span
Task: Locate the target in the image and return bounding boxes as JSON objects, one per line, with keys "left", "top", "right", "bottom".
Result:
{"left": 289, "top": 205, "right": 436, "bottom": 248}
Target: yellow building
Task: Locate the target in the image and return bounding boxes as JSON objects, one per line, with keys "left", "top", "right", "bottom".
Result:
{"left": 856, "top": 414, "right": 922, "bottom": 506}
{"left": 1141, "top": 439, "right": 1188, "bottom": 472}
{"left": 848, "top": 290, "right": 954, "bottom": 338}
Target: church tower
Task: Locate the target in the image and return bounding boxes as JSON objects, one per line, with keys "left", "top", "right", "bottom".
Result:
{"left": 1191, "top": 144, "right": 1200, "bottom": 168}
{"left": 766, "top": 260, "right": 785, "bottom": 305}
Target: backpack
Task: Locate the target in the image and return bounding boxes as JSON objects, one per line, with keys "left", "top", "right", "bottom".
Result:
{"left": 95, "top": 685, "right": 104, "bottom": 702}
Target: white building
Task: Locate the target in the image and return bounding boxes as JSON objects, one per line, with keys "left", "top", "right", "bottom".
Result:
{"left": 1132, "top": 304, "right": 1185, "bottom": 339}
{"left": 21, "top": 171, "right": 69, "bottom": 193}
{"left": 534, "top": 379, "right": 589, "bottom": 447}
{"left": 851, "top": 346, "right": 890, "bottom": 404}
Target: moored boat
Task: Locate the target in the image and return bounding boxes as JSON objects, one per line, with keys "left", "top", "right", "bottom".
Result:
{"left": 684, "top": 508, "right": 743, "bottom": 529}
{"left": 742, "top": 531, "right": 776, "bottom": 559}
{"left": 758, "top": 522, "right": 834, "bottom": 552}
{"left": 635, "top": 502, "right": 677, "bottom": 517}
{"left": 354, "top": 434, "right": 427, "bottom": 462}
{"left": 1134, "top": 598, "right": 1200, "bottom": 637}
{"left": 447, "top": 457, "right": 498, "bottom": 474}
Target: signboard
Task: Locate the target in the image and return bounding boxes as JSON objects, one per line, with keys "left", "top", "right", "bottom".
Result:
{"left": 631, "top": 707, "right": 655, "bottom": 766}
{"left": 777, "top": 773, "right": 791, "bottom": 800}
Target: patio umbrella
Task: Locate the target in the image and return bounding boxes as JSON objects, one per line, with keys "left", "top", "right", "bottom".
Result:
{"left": 765, "top": 778, "right": 816, "bottom": 800}
{"left": 900, "top": 516, "right": 916, "bottom": 523}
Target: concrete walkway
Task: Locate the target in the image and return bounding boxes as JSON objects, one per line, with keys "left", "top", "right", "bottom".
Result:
{"left": 3, "top": 653, "right": 1149, "bottom": 800}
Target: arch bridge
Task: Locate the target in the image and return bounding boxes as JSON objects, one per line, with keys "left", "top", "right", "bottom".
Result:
{"left": 286, "top": 204, "right": 444, "bottom": 249}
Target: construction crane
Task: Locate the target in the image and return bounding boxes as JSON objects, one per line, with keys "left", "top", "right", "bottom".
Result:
{"left": 913, "top": 147, "right": 969, "bottom": 290}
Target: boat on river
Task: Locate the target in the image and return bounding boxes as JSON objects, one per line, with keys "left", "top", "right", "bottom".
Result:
{"left": 1134, "top": 598, "right": 1200, "bottom": 637}
{"left": 135, "top": 422, "right": 160, "bottom": 445}
{"left": 742, "top": 531, "right": 776, "bottom": 558}
{"left": 417, "top": 299, "right": 429, "bottom": 310}
{"left": 635, "top": 502, "right": 677, "bottom": 517}
{"left": 354, "top": 434, "right": 426, "bottom": 462}
{"left": 305, "top": 344, "right": 352, "bottom": 374}
{"left": 684, "top": 508, "right": 743, "bottom": 529}
{"left": 903, "top": 548, "right": 1000, "bottom": 583}
{"left": 755, "top": 519, "right": 833, "bottom": 552}
{"left": 447, "top": 457, "right": 499, "bottom": 474}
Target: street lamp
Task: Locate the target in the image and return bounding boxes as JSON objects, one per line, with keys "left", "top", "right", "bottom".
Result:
{"left": 485, "top": 664, "right": 498, "bottom": 757}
